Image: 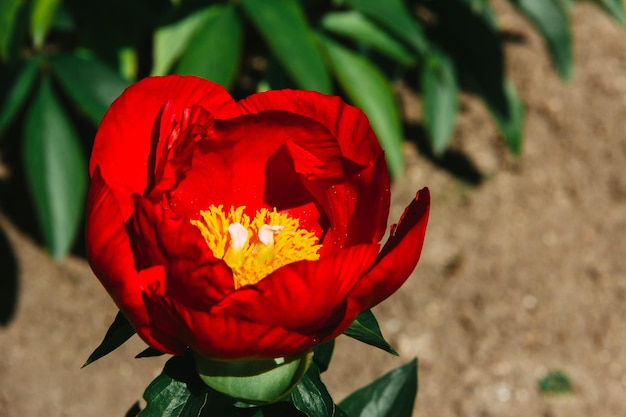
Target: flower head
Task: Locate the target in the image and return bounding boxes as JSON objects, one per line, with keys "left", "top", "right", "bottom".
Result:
{"left": 87, "top": 75, "right": 429, "bottom": 361}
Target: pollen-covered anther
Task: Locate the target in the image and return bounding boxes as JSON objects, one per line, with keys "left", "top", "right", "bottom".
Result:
{"left": 191, "top": 205, "right": 321, "bottom": 289}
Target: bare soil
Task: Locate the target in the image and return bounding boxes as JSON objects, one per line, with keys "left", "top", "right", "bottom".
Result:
{"left": 2, "top": 2, "right": 626, "bottom": 416}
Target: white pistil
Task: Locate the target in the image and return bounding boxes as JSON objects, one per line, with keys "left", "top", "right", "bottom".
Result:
{"left": 258, "top": 224, "right": 284, "bottom": 246}
{"left": 228, "top": 223, "right": 248, "bottom": 250}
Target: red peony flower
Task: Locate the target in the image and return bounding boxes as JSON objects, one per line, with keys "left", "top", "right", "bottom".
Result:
{"left": 87, "top": 75, "right": 429, "bottom": 361}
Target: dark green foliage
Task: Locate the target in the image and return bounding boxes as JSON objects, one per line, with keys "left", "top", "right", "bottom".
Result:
{"left": 83, "top": 311, "right": 135, "bottom": 367}
{"left": 23, "top": 74, "right": 87, "bottom": 259}
{"left": 0, "top": 0, "right": 623, "bottom": 258}
{"left": 339, "top": 359, "right": 418, "bottom": 417}
{"left": 133, "top": 351, "right": 419, "bottom": 417}
{"left": 343, "top": 309, "right": 398, "bottom": 355}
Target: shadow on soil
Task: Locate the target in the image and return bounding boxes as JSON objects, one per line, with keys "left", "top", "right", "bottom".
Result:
{"left": 404, "top": 122, "right": 484, "bottom": 186}
{"left": 0, "top": 223, "right": 18, "bottom": 326}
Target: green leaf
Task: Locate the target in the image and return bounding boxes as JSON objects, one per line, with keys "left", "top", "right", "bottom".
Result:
{"left": 509, "top": 0, "right": 572, "bottom": 80}
{"left": 83, "top": 311, "right": 136, "bottom": 367}
{"left": 339, "top": 358, "right": 418, "bottom": 417}
{"left": 343, "top": 310, "right": 398, "bottom": 355}
{"left": 456, "top": 0, "right": 499, "bottom": 27}
{"left": 0, "top": 0, "right": 27, "bottom": 61}
{"left": 321, "top": 36, "right": 404, "bottom": 177}
{"left": 176, "top": 4, "right": 243, "bottom": 89}
{"left": 136, "top": 347, "right": 166, "bottom": 359}
{"left": 344, "top": 0, "right": 427, "bottom": 55}
{"left": 50, "top": 53, "right": 130, "bottom": 125}
{"left": 30, "top": 0, "right": 61, "bottom": 49}
{"left": 592, "top": 0, "right": 626, "bottom": 26}
{"left": 251, "top": 402, "right": 310, "bottom": 417}
{"left": 489, "top": 79, "right": 524, "bottom": 154}
{"left": 312, "top": 340, "right": 334, "bottom": 373}
{"left": 23, "top": 75, "right": 87, "bottom": 259}
{"left": 151, "top": 6, "right": 219, "bottom": 76}
{"left": 141, "top": 354, "right": 302, "bottom": 416}
{"left": 425, "top": 0, "right": 508, "bottom": 118}
{"left": 320, "top": 11, "right": 416, "bottom": 66}
{"left": 422, "top": 47, "right": 458, "bottom": 156}
{"left": 0, "top": 58, "right": 39, "bottom": 137}
{"left": 554, "top": 0, "right": 577, "bottom": 12}
{"left": 139, "top": 356, "right": 219, "bottom": 417}
{"left": 239, "top": 0, "right": 331, "bottom": 93}
{"left": 291, "top": 363, "right": 337, "bottom": 417}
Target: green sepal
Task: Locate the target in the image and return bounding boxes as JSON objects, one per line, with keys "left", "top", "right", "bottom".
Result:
{"left": 136, "top": 347, "right": 166, "bottom": 359}
{"left": 312, "top": 340, "right": 334, "bottom": 373}
{"left": 343, "top": 309, "right": 398, "bottom": 355}
{"left": 83, "top": 311, "right": 135, "bottom": 367}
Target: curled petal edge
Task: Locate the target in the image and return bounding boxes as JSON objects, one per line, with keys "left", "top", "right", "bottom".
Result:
{"left": 347, "top": 187, "right": 431, "bottom": 314}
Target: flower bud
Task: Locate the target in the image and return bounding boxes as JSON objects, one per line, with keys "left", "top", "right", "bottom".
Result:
{"left": 193, "top": 351, "right": 312, "bottom": 404}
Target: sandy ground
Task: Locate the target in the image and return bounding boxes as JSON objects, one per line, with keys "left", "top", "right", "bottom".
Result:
{"left": 1, "top": 1, "right": 626, "bottom": 416}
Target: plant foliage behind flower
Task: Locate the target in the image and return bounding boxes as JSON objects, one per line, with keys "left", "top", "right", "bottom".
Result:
{"left": 0, "top": 0, "right": 623, "bottom": 259}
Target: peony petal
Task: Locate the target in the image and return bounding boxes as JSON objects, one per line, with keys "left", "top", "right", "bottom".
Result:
{"left": 238, "top": 90, "right": 382, "bottom": 167}
{"left": 168, "top": 111, "right": 338, "bottom": 220}
{"left": 90, "top": 75, "right": 241, "bottom": 218}
{"left": 348, "top": 188, "right": 430, "bottom": 312}
{"left": 302, "top": 152, "right": 390, "bottom": 254}
{"left": 128, "top": 194, "right": 236, "bottom": 310}
{"left": 147, "top": 103, "right": 216, "bottom": 198}
{"left": 212, "top": 244, "right": 380, "bottom": 336}
{"left": 240, "top": 90, "right": 391, "bottom": 249}
{"left": 144, "top": 293, "right": 315, "bottom": 360}
{"left": 86, "top": 168, "right": 176, "bottom": 353}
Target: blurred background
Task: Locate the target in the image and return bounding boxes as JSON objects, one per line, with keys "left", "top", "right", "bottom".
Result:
{"left": 1, "top": 0, "right": 626, "bottom": 416}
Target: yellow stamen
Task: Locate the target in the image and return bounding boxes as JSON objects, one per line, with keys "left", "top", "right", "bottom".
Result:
{"left": 191, "top": 205, "right": 321, "bottom": 289}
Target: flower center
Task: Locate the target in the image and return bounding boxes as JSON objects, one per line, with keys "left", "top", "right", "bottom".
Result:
{"left": 191, "top": 205, "right": 321, "bottom": 289}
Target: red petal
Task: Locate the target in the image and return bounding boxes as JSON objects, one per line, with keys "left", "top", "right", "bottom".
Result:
{"left": 86, "top": 169, "right": 179, "bottom": 353}
{"left": 304, "top": 152, "right": 390, "bottom": 255}
{"left": 90, "top": 75, "right": 240, "bottom": 218}
{"left": 147, "top": 103, "right": 216, "bottom": 198}
{"left": 212, "top": 244, "right": 380, "bottom": 336}
{"left": 348, "top": 188, "right": 430, "bottom": 311}
{"left": 144, "top": 293, "right": 315, "bottom": 360}
{"left": 168, "top": 111, "right": 337, "bottom": 220}
{"left": 238, "top": 90, "right": 382, "bottom": 167}
{"left": 128, "top": 194, "right": 236, "bottom": 310}
{"left": 239, "top": 90, "right": 391, "bottom": 249}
